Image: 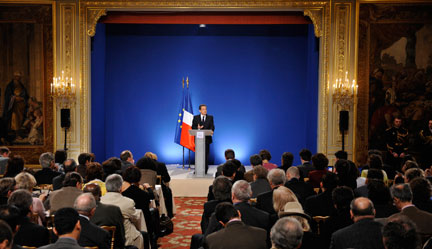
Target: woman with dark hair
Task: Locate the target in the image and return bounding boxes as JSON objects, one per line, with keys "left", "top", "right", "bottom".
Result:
{"left": 335, "top": 159, "right": 358, "bottom": 190}
{"left": 121, "top": 166, "right": 156, "bottom": 247}
{"left": 361, "top": 154, "right": 389, "bottom": 185}
{"left": 83, "top": 162, "right": 106, "bottom": 195}
{"left": 4, "top": 155, "right": 24, "bottom": 178}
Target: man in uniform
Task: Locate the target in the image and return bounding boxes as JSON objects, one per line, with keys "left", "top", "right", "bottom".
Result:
{"left": 385, "top": 117, "right": 409, "bottom": 171}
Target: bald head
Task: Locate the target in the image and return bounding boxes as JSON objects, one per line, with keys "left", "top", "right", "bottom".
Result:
{"left": 286, "top": 167, "right": 300, "bottom": 180}
{"left": 74, "top": 193, "right": 96, "bottom": 217}
{"left": 350, "top": 197, "right": 375, "bottom": 219}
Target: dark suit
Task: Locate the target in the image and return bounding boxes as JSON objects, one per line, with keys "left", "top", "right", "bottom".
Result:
{"left": 122, "top": 185, "right": 153, "bottom": 236}
{"left": 304, "top": 190, "right": 336, "bottom": 217}
{"left": 39, "top": 237, "right": 84, "bottom": 249}
{"left": 52, "top": 173, "right": 65, "bottom": 191}
{"left": 250, "top": 179, "right": 272, "bottom": 198}
{"left": 204, "top": 221, "right": 267, "bottom": 249}
{"left": 234, "top": 202, "right": 270, "bottom": 231}
{"left": 76, "top": 164, "right": 87, "bottom": 179}
{"left": 320, "top": 209, "right": 353, "bottom": 249}
{"left": 192, "top": 114, "right": 215, "bottom": 174}
{"left": 284, "top": 178, "right": 316, "bottom": 206}
{"left": 78, "top": 216, "right": 111, "bottom": 249}
{"left": 330, "top": 218, "right": 384, "bottom": 249}
{"left": 390, "top": 206, "right": 432, "bottom": 242}
{"left": 201, "top": 199, "right": 230, "bottom": 233}
{"left": 34, "top": 168, "right": 61, "bottom": 185}
{"left": 297, "top": 162, "right": 315, "bottom": 180}
{"left": 354, "top": 185, "right": 369, "bottom": 197}
{"left": 90, "top": 202, "right": 125, "bottom": 249}
{"left": 256, "top": 189, "right": 276, "bottom": 215}
{"left": 14, "top": 217, "right": 49, "bottom": 247}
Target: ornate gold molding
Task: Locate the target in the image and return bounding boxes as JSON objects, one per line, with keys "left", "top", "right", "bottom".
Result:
{"left": 87, "top": 8, "right": 107, "bottom": 37}
{"left": 304, "top": 8, "right": 323, "bottom": 37}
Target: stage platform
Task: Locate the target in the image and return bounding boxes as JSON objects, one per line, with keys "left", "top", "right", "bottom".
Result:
{"left": 167, "top": 164, "right": 251, "bottom": 197}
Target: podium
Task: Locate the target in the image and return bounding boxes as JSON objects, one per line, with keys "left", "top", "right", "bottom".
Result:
{"left": 189, "top": 129, "right": 213, "bottom": 177}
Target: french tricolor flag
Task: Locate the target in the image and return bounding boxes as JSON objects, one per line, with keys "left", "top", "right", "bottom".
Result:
{"left": 174, "top": 82, "right": 195, "bottom": 152}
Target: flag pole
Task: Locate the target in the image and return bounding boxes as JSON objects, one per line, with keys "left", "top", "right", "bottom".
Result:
{"left": 183, "top": 147, "right": 185, "bottom": 169}
{"left": 182, "top": 77, "right": 185, "bottom": 169}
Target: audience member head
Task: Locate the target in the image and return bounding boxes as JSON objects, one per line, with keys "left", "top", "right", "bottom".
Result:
{"left": 85, "top": 162, "right": 104, "bottom": 182}
{"left": 368, "top": 180, "right": 392, "bottom": 205}
{"left": 83, "top": 183, "right": 102, "bottom": 202}
{"left": 5, "top": 156, "right": 24, "bottom": 178}
{"left": 335, "top": 150, "right": 348, "bottom": 161}
{"left": 214, "top": 202, "right": 240, "bottom": 226}
{"left": 279, "top": 201, "right": 311, "bottom": 232}
{"left": 409, "top": 177, "right": 432, "bottom": 204}
{"left": 102, "top": 157, "right": 122, "bottom": 179}
{"left": 105, "top": 174, "right": 123, "bottom": 193}
{"left": 120, "top": 150, "right": 134, "bottom": 163}
{"left": 350, "top": 197, "right": 375, "bottom": 221}
{"left": 390, "top": 184, "right": 413, "bottom": 210}
{"left": 63, "top": 159, "right": 77, "bottom": 173}
{"left": 7, "top": 189, "right": 33, "bottom": 217}
{"left": 231, "top": 180, "right": 251, "bottom": 203}
{"left": 367, "top": 168, "right": 384, "bottom": 182}
{"left": 231, "top": 159, "right": 242, "bottom": 171}
{"left": 271, "top": 217, "right": 303, "bottom": 249}
{"left": 335, "top": 159, "right": 358, "bottom": 189}
{"left": 14, "top": 172, "right": 36, "bottom": 191}
{"left": 74, "top": 193, "right": 97, "bottom": 218}
{"left": 53, "top": 207, "right": 81, "bottom": 240}
{"left": 401, "top": 160, "right": 419, "bottom": 173}
{"left": 368, "top": 149, "right": 383, "bottom": 157}
{"left": 221, "top": 161, "right": 236, "bottom": 179}
{"left": 252, "top": 166, "right": 269, "bottom": 181}
{"left": 368, "top": 154, "right": 383, "bottom": 170}
{"left": 299, "top": 149, "right": 312, "bottom": 163}
{"left": 0, "top": 220, "right": 12, "bottom": 249}
{"left": 0, "top": 178, "right": 15, "bottom": 198}
{"left": 144, "top": 152, "right": 157, "bottom": 160}
{"left": 404, "top": 168, "right": 424, "bottom": 183}
{"left": 273, "top": 186, "right": 299, "bottom": 213}
{"left": 135, "top": 157, "right": 156, "bottom": 171}
{"left": 322, "top": 172, "right": 338, "bottom": 192}
{"left": 78, "top": 153, "right": 92, "bottom": 166}
{"left": 0, "top": 147, "right": 10, "bottom": 158}
{"left": 401, "top": 155, "right": 416, "bottom": 167}
{"left": 39, "top": 152, "right": 54, "bottom": 169}
{"left": 286, "top": 167, "right": 300, "bottom": 181}
{"left": 281, "top": 152, "right": 294, "bottom": 168}
{"left": 0, "top": 205, "right": 21, "bottom": 234}
{"left": 332, "top": 186, "right": 354, "bottom": 211}
{"left": 268, "top": 169, "right": 286, "bottom": 188}
{"left": 224, "top": 149, "right": 235, "bottom": 160}
{"left": 259, "top": 149, "right": 272, "bottom": 163}
{"left": 311, "top": 153, "right": 329, "bottom": 170}
{"left": 122, "top": 166, "right": 141, "bottom": 184}
{"left": 382, "top": 214, "right": 420, "bottom": 249}
{"left": 54, "top": 150, "right": 67, "bottom": 165}
{"left": 63, "top": 172, "right": 83, "bottom": 189}
{"left": 249, "top": 154, "right": 262, "bottom": 167}
{"left": 212, "top": 176, "right": 232, "bottom": 201}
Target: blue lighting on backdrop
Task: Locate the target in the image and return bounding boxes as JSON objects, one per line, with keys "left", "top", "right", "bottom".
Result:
{"left": 91, "top": 23, "right": 318, "bottom": 165}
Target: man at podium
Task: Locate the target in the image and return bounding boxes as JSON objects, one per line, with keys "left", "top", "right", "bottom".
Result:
{"left": 192, "top": 104, "right": 215, "bottom": 174}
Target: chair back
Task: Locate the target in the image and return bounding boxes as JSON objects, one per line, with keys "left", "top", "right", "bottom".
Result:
{"left": 139, "top": 169, "right": 157, "bottom": 188}
{"left": 101, "top": 225, "right": 116, "bottom": 249}
{"left": 313, "top": 216, "right": 330, "bottom": 235}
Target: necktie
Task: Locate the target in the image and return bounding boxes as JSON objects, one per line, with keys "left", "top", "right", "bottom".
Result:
{"left": 202, "top": 116, "right": 205, "bottom": 123}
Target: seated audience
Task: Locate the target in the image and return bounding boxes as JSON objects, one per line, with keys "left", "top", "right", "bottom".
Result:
{"left": 120, "top": 150, "right": 135, "bottom": 172}
{"left": 39, "top": 207, "right": 84, "bottom": 249}
{"left": 250, "top": 166, "right": 271, "bottom": 198}
{"left": 0, "top": 220, "right": 13, "bottom": 249}
{"left": 367, "top": 180, "right": 398, "bottom": 218}
{"left": 321, "top": 186, "right": 354, "bottom": 248}
{"left": 8, "top": 189, "right": 49, "bottom": 247}
{"left": 204, "top": 202, "right": 267, "bottom": 249}
{"left": 54, "top": 149, "right": 67, "bottom": 173}
{"left": 3, "top": 156, "right": 24, "bottom": 178}
{"left": 382, "top": 214, "right": 421, "bottom": 249}
{"left": 52, "top": 159, "right": 77, "bottom": 190}
{"left": 273, "top": 186, "right": 299, "bottom": 213}
{"left": 296, "top": 149, "right": 314, "bottom": 179}
{"left": 334, "top": 159, "right": 358, "bottom": 189}
{"left": 0, "top": 178, "right": 15, "bottom": 205}
{"left": 334, "top": 150, "right": 348, "bottom": 161}
{"left": 284, "top": 167, "right": 315, "bottom": 206}
{"left": 360, "top": 154, "right": 389, "bottom": 184}
{"left": 14, "top": 172, "right": 46, "bottom": 224}
{"left": 256, "top": 169, "right": 286, "bottom": 216}
{"left": 404, "top": 168, "right": 424, "bottom": 183}
{"left": 270, "top": 217, "right": 303, "bottom": 249}
{"left": 74, "top": 193, "right": 111, "bottom": 249}
{"left": 389, "top": 183, "right": 432, "bottom": 242}
{"left": 0, "top": 205, "right": 25, "bottom": 249}
{"left": 354, "top": 168, "right": 384, "bottom": 197}
{"left": 244, "top": 154, "right": 263, "bottom": 182}
{"left": 101, "top": 174, "right": 144, "bottom": 249}
{"left": 47, "top": 172, "right": 83, "bottom": 213}
{"left": 207, "top": 162, "right": 236, "bottom": 201}
{"left": 34, "top": 152, "right": 61, "bottom": 185}
{"left": 308, "top": 153, "right": 329, "bottom": 188}
{"left": 83, "top": 162, "right": 106, "bottom": 195}
{"left": 135, "top": 156, "right": 157, "bottom": 172}
{"left": 102, "top": 157, "right": 122, "bottom": 180}
{"left": 409, "top": 177, "right": 432, "bottom": 213}
{"left": 0, "top": 147, "right": 10, "bottom": 175}
{"left": 279, "top": 152, "right": 294, "bottom": 173}
{"left": 77, "top": 152, "right": 92, "bottom": 179}
{"left": 330, "top": 197, "right": 384, "bottom": 249}
{"left": 84, "top": 183, "right": 126, "bottom": 249}
{"left": 260, "top": 149, "right": 277, "bottom": 170}
{"left": 305, "top": 172, "right": 338, "bottom": 217}
{"left": 215, "top": 149, "right": 245, "bottom": 177}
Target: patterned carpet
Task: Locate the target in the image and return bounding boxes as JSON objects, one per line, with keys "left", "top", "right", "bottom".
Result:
{"left": 159, "top": 197, "right": 206, "bottom": 248}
